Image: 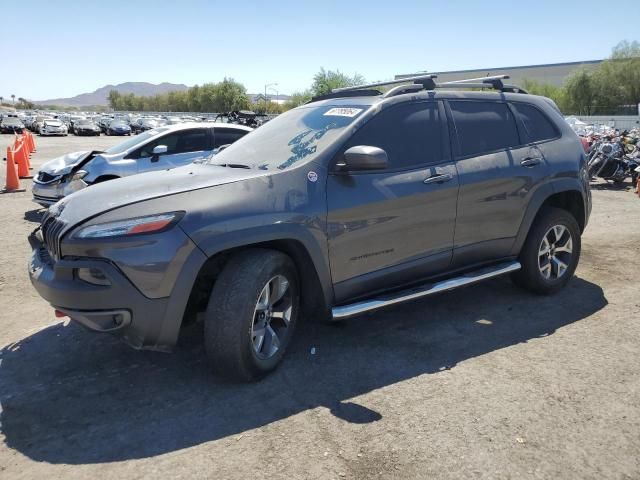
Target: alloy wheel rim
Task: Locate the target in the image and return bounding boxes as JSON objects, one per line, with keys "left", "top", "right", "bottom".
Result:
{"left": 538, "top": 225, "right": 573, "bottom": 280}
{"left": 251, "top": 275, "right": 293, "bottom": 360}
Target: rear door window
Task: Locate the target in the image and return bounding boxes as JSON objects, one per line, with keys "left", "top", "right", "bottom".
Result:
{"left": 137, "top": 129, "right": 208, "bottom": 158}
{"left": 449, "top": 101, "right": 520, "bottom": 157}
{"left": 214, "top": 128, "right": 249, "bottom": 148}
{"left": 176, "top": 129, "right": 209, "bottom": 152}
{"left": 511, "top": 103, "right": 559, "bottom": 143}
{"left": 342, "top": 102, "right": 443, "bottom": 170}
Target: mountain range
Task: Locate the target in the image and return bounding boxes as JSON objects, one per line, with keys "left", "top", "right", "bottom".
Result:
{"left": 35, "top": 82, "right": 189, "bottom": 107}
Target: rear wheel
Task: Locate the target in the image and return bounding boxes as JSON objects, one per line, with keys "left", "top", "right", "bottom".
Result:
{"left": 512, "top": 207, "right": 581, "bottom": 295}
{"left": 204, "top": 249, "right": 299, "bottom": 381}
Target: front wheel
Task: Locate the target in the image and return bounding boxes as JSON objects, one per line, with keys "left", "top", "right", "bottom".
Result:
{"left": 512, "top": 207, "right": 581, "bottom": 295}
{"left": 204, "top": 249, "right": 299, "bottom": 381}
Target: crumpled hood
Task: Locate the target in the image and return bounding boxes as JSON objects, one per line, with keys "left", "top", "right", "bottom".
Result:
{"left": 39, "top": 151, "right": 96, "bottom": 176}
{"left": 50, "top": 163, "right": 270, "bottom": 229}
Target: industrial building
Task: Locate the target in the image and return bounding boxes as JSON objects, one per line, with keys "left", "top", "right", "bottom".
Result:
{"left": 396, "top": 60, "right": 603, "bottom": 87}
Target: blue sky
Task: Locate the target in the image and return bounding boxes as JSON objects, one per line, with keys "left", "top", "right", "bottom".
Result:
{"left": 1, "top": 0, "right": 638, "bottom": 100}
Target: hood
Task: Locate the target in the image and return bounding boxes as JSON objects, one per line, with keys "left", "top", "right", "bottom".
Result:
{"left": 51, "top": 163, "right": 270, "bottom": 229}
{"left": 39, "top": 151, "right": 101, "bottom": 176}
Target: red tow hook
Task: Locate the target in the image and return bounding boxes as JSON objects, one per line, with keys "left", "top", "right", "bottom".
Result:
{"left": 54, "top": 309, "right": 68, "bottom": 318}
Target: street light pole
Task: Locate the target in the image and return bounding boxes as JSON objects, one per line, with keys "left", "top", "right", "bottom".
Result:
{"left": 263, "top": 83, "right": 278, "bottom": 113}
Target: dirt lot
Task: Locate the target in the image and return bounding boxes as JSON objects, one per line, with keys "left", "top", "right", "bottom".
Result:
{"left": 1, "top": 134, "right": 639, "bottom": 479}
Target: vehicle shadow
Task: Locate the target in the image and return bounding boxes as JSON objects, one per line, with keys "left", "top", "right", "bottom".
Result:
{"left": 0, "top": 276, "right": 606, "bottom": 465}
{"left": 589, "top": 179, "right": 634, "bottom": 191}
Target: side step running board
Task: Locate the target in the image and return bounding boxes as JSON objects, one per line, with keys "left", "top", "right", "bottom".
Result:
{"left": 331, "top": 261, "right": 521, "bottom": 320}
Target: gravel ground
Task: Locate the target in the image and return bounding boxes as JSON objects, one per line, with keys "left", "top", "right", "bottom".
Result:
{"left": 1, "top": 134, "right": 639, "bottom": 480}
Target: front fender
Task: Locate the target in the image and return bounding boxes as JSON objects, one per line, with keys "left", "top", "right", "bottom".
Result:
{"left": 83, "top": 155, "right": 137, "bottom": 183}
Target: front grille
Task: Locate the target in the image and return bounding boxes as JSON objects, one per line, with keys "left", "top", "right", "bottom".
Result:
{"left": 41, "top": 215, "right": 67, "bottom": 259}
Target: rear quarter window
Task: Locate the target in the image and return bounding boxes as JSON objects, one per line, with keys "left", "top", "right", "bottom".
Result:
{"left": 511, "top": 102, "right": 559, "bottom": 143}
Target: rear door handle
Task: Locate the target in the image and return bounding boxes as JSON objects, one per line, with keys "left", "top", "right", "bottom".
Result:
{"left": 423, "top": 173, "right": 453, "bottom": 185}
{"left": 521, "top": 157, "right": 542, "bottom": 167}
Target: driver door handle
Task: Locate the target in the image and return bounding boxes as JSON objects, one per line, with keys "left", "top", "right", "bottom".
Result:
{"left": 521, "top": 157, "right": 542, "bottom": 167}
{"left": 423, "top": 173, "right": 453, "bottom": 185}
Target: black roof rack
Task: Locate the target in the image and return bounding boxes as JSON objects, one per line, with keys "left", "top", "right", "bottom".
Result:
{"left": 307, "top": 74, "right": 527, "bottom": 103}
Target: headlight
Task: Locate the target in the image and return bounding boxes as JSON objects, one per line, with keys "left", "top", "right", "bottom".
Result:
{"left": 72, "top": 212, "right": 184, "bottom": 239}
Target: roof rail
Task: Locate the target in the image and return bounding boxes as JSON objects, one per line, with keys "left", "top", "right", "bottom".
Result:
{"left": 331, "top": 74, "right": 438, "bottom": 93}
{"left": 307, "top": 74, "right": 527, "bottom": 103}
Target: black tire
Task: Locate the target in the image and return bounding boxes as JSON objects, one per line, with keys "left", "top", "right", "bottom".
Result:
{"left": 204, "top": 249, "right": 300, "bottom": 381}
{"left": 512, "top": 207, "right": 581, "bottom": 295}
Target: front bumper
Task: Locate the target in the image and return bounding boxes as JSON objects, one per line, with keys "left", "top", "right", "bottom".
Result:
{"left": 32, "top": 176, "right": 88, "bottom": 206}
{"left": 28, "top": 232, "right": 172, "bottom": 350}
{"left": 41, "top": 130, "right": 67, "bottom": 136}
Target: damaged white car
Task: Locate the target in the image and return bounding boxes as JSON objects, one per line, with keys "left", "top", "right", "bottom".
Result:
{"left": 32, "top": 123, "right": 252, "bottom": 206}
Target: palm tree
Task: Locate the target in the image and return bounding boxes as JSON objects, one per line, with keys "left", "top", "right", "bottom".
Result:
{"left": 11, "top": 94, "right": 15, "bottom": 104}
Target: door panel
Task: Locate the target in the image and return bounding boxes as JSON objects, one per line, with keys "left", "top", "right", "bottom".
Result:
{"left": 452, "top": 145, "right": 547, "bottom": 246}
{"left": 447, "top": 100, "right": 550, "bottom": 267}
{"left": 326, "top": 100, "right": 459, "bottom": 302}
{"left": 328, "top": 164, "right": 459, "bottom": 301}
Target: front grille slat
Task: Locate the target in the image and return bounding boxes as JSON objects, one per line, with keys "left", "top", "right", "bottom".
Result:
{"left": 41, "top": 215, "right": 66, "bottom": 260}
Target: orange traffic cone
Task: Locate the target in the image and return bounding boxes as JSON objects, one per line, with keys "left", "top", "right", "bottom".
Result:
{"left": 15, "top": 143, "right": 32, "bottom": 179}
{"left": 2, "top": 147, "right": 25, "bottom": 193}
{"left": 30, "top": 131, "right": 37, "bottom": 152}
{"left": 23, "top": 133, "right": 33, "bottom": 169}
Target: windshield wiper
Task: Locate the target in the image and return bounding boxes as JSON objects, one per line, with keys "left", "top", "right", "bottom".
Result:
{"left": 212, "top": 163, "right": 251, "bottom": 169}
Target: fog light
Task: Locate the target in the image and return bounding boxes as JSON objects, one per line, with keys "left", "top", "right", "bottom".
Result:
{"left": 76, "top": 267, "right": 111, "bottom": 286}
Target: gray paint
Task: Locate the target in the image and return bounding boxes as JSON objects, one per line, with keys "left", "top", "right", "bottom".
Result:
{"left": 28, "top": 88, "right": 590, "bottom": 351}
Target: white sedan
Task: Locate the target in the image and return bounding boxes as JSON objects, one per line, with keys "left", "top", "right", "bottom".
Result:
{"left": 40, "top": 119, "right": 68, "bottom": 137}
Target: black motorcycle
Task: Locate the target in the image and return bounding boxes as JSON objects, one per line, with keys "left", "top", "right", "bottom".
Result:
{"left": 588, "top": 141, "right": 628, "bottom": 184}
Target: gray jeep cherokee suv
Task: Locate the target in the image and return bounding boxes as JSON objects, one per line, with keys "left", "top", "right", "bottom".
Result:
{"left": 28, "top": 75, "right": 591, "bottom": 381}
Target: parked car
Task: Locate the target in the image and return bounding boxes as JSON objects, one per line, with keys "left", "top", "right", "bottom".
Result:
{"left": 97, "top": 116, "right": 114, "bottom": 133}
{"left": 0, "top": 116, "right": 25, "bottom": 133}
{"left": 137, "top": 118, "right": 161, "bottom": 133}
{"left": 27, "top": 80, "right": 591, "bottom": 381}
{"left": 106, "top": 120, "right": 132, "bottom": 136}
{"left": 32, "top": 123, "right": 252, "bottom": 205}
{"left": 73, "top": 119, "right": 101, "bottom": 136}
{"left": 68, "top": 115, "right": 87, "bottom": 134}
{"left": 31, "top": 115, "right": 51, "bottom": 133}
{"left": 39, "top": 119, "right": 68, "bottom": 136}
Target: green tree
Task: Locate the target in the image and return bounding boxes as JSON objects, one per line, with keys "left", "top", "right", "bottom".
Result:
{"left": 283, "top": 91, "right": 312, "bottom": 110}
{"left": 108, "top": 90, "right": 122, "bottom": 110}
{"left": 564, "top": 69, "right": 596, "bottom": 115}
{"left": 212, "top": 78, "right": 250, "bottom": 112}
{"left": 521, "top": 79, "right": 568, "bottom": 111}
{"left": 311, "top": 68, "right": 365, "bottom": 96}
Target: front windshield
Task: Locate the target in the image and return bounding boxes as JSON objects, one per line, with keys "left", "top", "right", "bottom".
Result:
{"left": 207, "top": 105, "right": 367, "bottom": 170}
{"left": 104, "top": 128, "right": 168, "bottom": 155}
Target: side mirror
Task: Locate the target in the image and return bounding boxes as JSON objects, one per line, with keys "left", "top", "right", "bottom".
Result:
{"left": 150, "top": 145, "right": 168, "bottom": 162}
{"left": 335, "top": 145, "right": 388, "bottom": 172}
{"left": 152, "top": 145, "right": 168, "bottom": 155}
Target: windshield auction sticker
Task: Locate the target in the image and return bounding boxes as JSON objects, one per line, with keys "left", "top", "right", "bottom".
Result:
{"left": 323, "top": 108, "right": 363, "bottom": 117}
